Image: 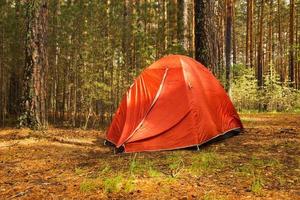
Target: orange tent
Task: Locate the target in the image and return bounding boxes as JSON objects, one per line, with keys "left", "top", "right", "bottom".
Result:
{"left": 106, "top": 55, "right": 243, "bottom": 152}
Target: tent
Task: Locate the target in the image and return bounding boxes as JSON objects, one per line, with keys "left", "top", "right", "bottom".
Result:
{"left": 105, "top": 55, "right": 243, "bottom": 153}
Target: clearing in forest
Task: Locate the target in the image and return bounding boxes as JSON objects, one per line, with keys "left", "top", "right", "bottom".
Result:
{"left": 0, "top": 113, "right": 299, "bottom": 199}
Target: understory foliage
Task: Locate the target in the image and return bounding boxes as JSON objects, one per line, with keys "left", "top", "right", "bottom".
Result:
{"left": 231, "top": 65, "right": 300, "bottom": 112}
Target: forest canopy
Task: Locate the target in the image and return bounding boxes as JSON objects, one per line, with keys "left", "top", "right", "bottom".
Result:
{"left": 0, "top": 0, "right": 299, "bottom": 129}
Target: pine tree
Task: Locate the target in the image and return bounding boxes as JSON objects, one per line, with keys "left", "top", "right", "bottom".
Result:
{"left": 20, "top": 0, "right": 48, "bottom": 129}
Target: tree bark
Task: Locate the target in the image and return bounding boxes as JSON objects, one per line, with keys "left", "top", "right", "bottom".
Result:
{"left": 0, "top": 13, "right": 4, "bottom": 126}
{"left": 53, "top": 0, "right": 60, "bottom": 124}
{"left": 167, "top": 0, "right": 178, "bottom": 50}
{"left": 183, "top": 0, "right": 189, "bottom": 52}
{"left": 246, "top": 0, "right": 250, "bottom": 66}
{"left": 225, "top": 0, "right": 233, "bottom": 92}
{"left": 267, "top": 0, "right": 273, "bottom": 67}
{"left": 296, "top": 17, "right": 299, "bottom": 89}
{"left": 177, "top": 0, "right": 184, "bottom": 50}
{"left": 20, "top": 0, "right": 48, "bottom": 129}
{"left": 246, "top": 0, "right": 254, "bottom": 68}
{"left": 232, "top": 0, "right": 237, "bottom": 65}
{"left": 194, "top": 0, "right": 218, "bottom": 70}
{"left": 289, "top": 0, "right": 295, "bottom": 86}
{"left": 8, "top": 0, "right": 22, "bottom": 117}
{"left": 277, "top": 0, "right": 284, "bottom": 82}
{"left": 257, "top": 0, "right": 264, "bottom": 87}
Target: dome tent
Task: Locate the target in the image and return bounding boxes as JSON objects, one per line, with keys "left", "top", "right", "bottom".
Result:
{"left": 105, "top": 55, "right": 243, "bottom": 153}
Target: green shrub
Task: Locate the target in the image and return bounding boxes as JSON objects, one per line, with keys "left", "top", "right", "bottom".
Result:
{"left": 231, "top": 65, "right": 258, "bottom": 111}
{"left": 231, "top": 64, "right": 300, "bottom": 112}
{"left": 262, "top": 66, "right": 299, "bottom": 111}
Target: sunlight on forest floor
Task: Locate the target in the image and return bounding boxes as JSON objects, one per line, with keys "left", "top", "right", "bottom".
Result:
{"left": 0, "top": 114, "right": 299, "bottom": 199}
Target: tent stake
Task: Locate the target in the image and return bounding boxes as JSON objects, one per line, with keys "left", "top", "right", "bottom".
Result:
{"left": 196, "top": 145, "right": 200, "bottom": 151}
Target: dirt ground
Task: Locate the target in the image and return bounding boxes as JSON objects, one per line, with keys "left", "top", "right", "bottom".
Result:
{"left": 0, "top": 113, "right": 299, "bottom": 200}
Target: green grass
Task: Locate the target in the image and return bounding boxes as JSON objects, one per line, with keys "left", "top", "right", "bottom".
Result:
{"left": 166, "top": 152, "right": 185, "bottom": 177}
{"left": 236, "top": 157, "right": 281, "bottom": 176}
{"left": 277, "top": 174, "right": 287, "bottom": 186}
{"left": 280, "top": 140, "right": 300, "bottom": 149}
{"left": 168, "top": 160, "right": 184, "bottom": 177}
{"left": 128, "top": 153, "right": 167, "bottom": 178}
{"left": 239, "top": 110, "right": 300, "bottom": 114}
{"left": 293, "top": 108, "right": 300, "bottom": 113}
{"left": 148, "top": 167, "right": 163, "bottom": 178}
{"left": 75, "top": 167, "right": 86, "bottom": 176}
{"left": 123, "top": 178, "right": 136, "bottom": 193}
{"left": 129, "top": 153, "right": 154, "bottom": 175}
{"left": 251, "top": 177, "right": 264, "bottom": 195}
{"left": 250, "top": 156, "right": 281, "bottom": 169}
{"left": 103, "top": 175, "right": 136, "bottom": 193}
{"left": 240, "top": 117, "right": 258, "bottom": 122}
{"left": 129, "top": 153, "right": 139, "bottom": 175}
{"left": 80, "top": 179, "right": 101, "bottom": 192}
{"left": 103, "top": 175, "right": 123, "bottom": 193}
{"left": 239, "top": 110, "right": 260, "bottom": 114}
{"left": 99, "top": 165, "right": 111, "bottom": 176}
{"left": 250, "top": 157, "right": 265, "bottom": 167}
{"left": 157, "top": 177, "right": 179, "bottom": 194}
{"left": 235, "top": 164, "right": 254, "bottom": 177}
{"left": 203, "top": 192, "right": 227, "bottom": 200}
{"left": 190, "top": 151, "right": 225, "bottom": 175}
{"left": 236, "top": 157, "right": 281, "bottom": 183}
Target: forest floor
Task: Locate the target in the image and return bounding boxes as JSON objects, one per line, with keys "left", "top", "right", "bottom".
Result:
{"left": 0, "top": 113, "right": 299, "bottom": 200}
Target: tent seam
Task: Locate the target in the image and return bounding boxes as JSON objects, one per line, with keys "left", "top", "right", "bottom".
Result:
{"left": 117, "top": 68, "right": 169, "bottom": 148}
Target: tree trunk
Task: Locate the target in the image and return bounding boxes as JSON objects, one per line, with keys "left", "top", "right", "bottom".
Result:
{"left": 232, "top": 0, "right": 237, "bottom": 65}
{"left": 8, "top": 0, "right": 22, "bottom": 118}
{"left": 246, "top": 0, "right": 254, "bottom": 68}
{"left": 177, "top": 0, "right": 184, "bottom": 50}
{"left": 246, "top": 0, "right": 250, "bottom": 66}
{"left": 166, "top": 0, "right": 178, "bottom": 51}
{"left": 164, "top": 0, "right": 168, "bottom": 53}
{"left": 53, "top": 0, "right": 60, "bottom": 124}
{"left": 249, "top": 0, "right": 254, "bottom": 68}
{"left": 217, "top": 3, "right": 225, "bottom": 77}
{"left": 267, "top": 0, "right": 273, "bottom": 68}
{"left": 183, "top": 0, "right": 189, "bottom": 52}
{"left": 289, "top": 0, "right": 295, "bottom": 86}
{"left": 84, "top": 103, "right": 92, "bottom": 130}
{"left": 0, "top": 14, "right": 4, "bottom": 126}
{"left": 277, "top": 0, "right": 284, "bottom": 82}
{"left": 225, "top": 0, "right": 233, "bottom": 92}
{"left": 257, "top": 0, "right": 264, "bottom": 88}
{"left": 194, "top": 0, "right": 218, "bottom": 70}
{"left": 296, "top": 5, "right": 300, "bottom": 89}
{"left": 20, "top": 0, "right": 48, "bottom": 129}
